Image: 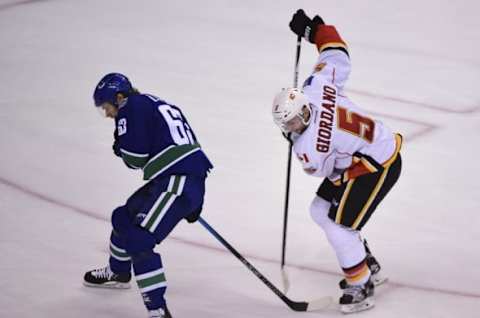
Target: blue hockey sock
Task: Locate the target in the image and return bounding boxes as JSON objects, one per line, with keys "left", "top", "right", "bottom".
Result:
{"left": 108, "top": 231, "right": 132, "bottom": 273}
{"left": 132, "top": 250, "right": 167, "bottom": 310}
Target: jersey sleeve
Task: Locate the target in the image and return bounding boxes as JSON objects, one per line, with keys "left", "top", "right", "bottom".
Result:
{"left": 308, "top": 151, "right": 336, "bottom": 178}
{"left": 309, "top": 24, "right": 351, "bottom": 91}
{"left": 117, "top": 101, "right": 152, "bottom": 169}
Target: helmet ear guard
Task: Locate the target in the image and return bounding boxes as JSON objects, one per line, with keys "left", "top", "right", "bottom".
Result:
{"left": 272, "top": 88, "right": 312, "bottom": 132}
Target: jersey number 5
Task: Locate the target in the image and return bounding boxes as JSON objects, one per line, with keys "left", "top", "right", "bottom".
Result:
{"left": 158, "top": 104, "right": 195, "bottom": 145}
{"left": 337, "top": 107, "right": 375, "bottom": 143}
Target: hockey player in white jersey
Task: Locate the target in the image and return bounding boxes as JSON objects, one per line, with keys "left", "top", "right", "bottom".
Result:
{"left": 272, "top": 10, "right": 403, "bottom": 313}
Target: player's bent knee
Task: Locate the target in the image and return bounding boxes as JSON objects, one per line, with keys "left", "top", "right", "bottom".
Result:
{"left": 310, "top": 196, "right": 365, "bottom": 262}
{"left": 310, "top": 196, "right": 331, "bottom": 227}
{"left": 124, "top": 226, "right": 157, "bottom": 256}
{"left": 326, "top": 226, "right": 359, "bottom": 251}
{"left": 111, "top": 206, "right": 130, "bottom": 234}
{"left": 327, "top": 228, "right": 365, "bottom": 268}
{"left": 130, "top": 249, "right": 157, "bottom": 263}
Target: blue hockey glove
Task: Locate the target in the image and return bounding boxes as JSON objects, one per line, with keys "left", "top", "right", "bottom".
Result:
{"left": 185, "top": 206, "right": 202, "bottom": 223}
{"left": 112, "top": 129, "right": 121, "bottom": 157}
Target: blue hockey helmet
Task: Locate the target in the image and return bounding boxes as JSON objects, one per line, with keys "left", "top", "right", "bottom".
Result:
{"left": 93, "top": 73, "right": 133, "bottom": 107}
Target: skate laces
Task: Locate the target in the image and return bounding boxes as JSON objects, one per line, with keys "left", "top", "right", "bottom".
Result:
{"left": 343, "top": 284, "right": 366, "bottom": 300}
{"left": 92, "top": 266, "right": 114, "bottom": 279}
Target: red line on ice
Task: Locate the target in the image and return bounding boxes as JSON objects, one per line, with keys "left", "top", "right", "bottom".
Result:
{"left": 366, "top": 110, "right": 438, "bottom": 142}
{"left": 348, "top": 88, "right": 480, "bottom": 114}
{"left": 0, "top": 0, "right": 50, "bottom": 12}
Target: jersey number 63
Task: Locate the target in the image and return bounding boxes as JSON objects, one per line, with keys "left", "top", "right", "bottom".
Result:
{"left": 158, "top": 104, "right": 195, "bottom": 146}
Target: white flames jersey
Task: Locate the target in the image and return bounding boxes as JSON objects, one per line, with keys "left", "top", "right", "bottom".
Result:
{"left": 291, "top": 25, "right": 401, "bottom": 182}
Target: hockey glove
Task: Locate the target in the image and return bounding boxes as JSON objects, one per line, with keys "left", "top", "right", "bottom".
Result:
{"left": 185, "top": 206, "right": 202, "bottom": 223}
{"left": 112, "top": 129, "right": 122, "bottom": 158}
{"left": 289, "top": 9, "right": 325, "bottom": 43}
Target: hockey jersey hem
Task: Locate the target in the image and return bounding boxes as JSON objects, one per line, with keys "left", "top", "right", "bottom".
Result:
{"left": 143, "top": 143, "right": 201, "bottom": 180}
{"left": 120, "top": 149, "right": 149, "bottom": 168}
{"left": 333, "top": 134, "right": 403, "bottom": 185}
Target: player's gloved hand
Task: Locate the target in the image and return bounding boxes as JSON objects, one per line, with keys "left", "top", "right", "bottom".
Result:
{"left": 112, "top": 141, "right": 121, "bottom": 157}
{"left": 185, "top": 206, "right": 202, "bottom": 223}
{"left": 112, "top": 129, "right": 121, "bottom": 157}
{"left": 289, "top": 9, "right": 325, "bottom": 43}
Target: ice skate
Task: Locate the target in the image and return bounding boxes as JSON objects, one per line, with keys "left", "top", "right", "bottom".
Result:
{"left": 148, "top": 306, "right": 172, "bottom": 318}
{"left": 365, "top": 250, "right": 387, "bottom": 286}
{"left": 83, "top": 265, "right": 131, "bottom": 289}
{"left": 339, "top": 278, "right": 375, "bottom": 314}
{"left": 339, "top": 240, "right": 387, "bottom": 289}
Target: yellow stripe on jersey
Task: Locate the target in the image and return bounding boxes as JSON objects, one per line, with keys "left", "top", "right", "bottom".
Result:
{"left": 382, "top": 134, "right": 403, "bottom": 168}
{"left": 335, "top": 179, "right": 355, "bottom": 224}
{"left": 318, "top": 42, "right": 349, "bottom": 54}
{"left": 313, "top": 25, "right": 349, "bottom": 55}
{"left": 351, "top": 165, "right": 390, "bottom": 230}
{"left": 361, "top": 157, "right": 379, "bottom": 173}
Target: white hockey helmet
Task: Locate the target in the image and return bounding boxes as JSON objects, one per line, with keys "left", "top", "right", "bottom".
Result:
{"left": 272, "top": 88, "right": 312, "bottom": 133}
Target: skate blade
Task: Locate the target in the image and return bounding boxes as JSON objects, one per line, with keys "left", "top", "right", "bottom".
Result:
{"left": 83, "top": 281, "right": 131, "bottom": 289}
{"left": 372, "top": 274, "right": 388, "bottom": 286}
{"left": 340, "top": 298, "right": 375, "bottom": 314}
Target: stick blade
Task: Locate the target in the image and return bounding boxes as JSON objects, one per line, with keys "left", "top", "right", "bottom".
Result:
{"left": 287, "top": 296, "right": 334, "bottom": 312}
{"left": 306, "top": 296, "right": 334, "bottom": 311}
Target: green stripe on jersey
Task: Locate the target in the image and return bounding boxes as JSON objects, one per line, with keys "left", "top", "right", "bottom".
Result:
{"left": 140, "top": 175, "right": 186, "bottom": 233}
{"left": 120, "top": 149, "right": 149, "bottom": 168}
{"left": 169, "top": 175, "right": 184, "bottom": 194}
{"left": 143, "top": 144, "right": 200, "bottom": 180}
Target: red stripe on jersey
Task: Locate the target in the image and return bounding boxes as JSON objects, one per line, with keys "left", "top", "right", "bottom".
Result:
{"left": 314, "top": 25, "right": 348, "bottom": 53}
{"left": 344, "top": 159, "right": 378, "bottom": 180}
{"left": 303, "top": 153, "right": 310, "bottom": 163}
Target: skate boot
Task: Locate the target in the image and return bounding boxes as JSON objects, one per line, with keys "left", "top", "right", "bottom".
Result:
{"left": 339, "top": 240, "right": 387, "bottom": 289}
{"left": 148, "top": 306, "right": 172, "bottom": 318}
{"left": 83, "top": 265, "right": 131, "bottom": 289}
{"left": 363, "top": 239, "right": 387, "bottom": 286}
{"left": 339, "top": 278, "right": 375, "bottom": 314}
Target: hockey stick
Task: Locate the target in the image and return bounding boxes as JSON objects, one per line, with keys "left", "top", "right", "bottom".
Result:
{"left": 198, "top": 216, "right": 332, "bottom": 312}
{"left": 280, "top": 35, "right": 302, "bottom": 294}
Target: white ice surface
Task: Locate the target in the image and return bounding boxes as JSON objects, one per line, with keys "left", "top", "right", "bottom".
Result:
{"left": 0, "top": 0, "right": 479, "bottom": 317}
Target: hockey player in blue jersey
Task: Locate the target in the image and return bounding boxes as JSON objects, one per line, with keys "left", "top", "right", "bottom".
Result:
{"left": 83, "top": 73, "right": 213, "bottom": 318}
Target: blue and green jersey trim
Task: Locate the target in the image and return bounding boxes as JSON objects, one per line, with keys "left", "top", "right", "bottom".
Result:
{"left": 120, "top": 143, "right": 201, "bottom": 180}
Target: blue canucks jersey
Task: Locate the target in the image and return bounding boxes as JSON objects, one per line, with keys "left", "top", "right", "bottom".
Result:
{"left": 115, "top": 94, "right": 213, "bottom": 180}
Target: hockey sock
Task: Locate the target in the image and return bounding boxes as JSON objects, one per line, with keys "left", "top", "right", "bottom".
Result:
{"left": 132, "top": 250, "right": 167, "bottom": 310}
{"left": 108, "top": 231, "right": 132, "bottom": 273}
{"left": 343, "top": 258, "right": 371, "bottom": 286}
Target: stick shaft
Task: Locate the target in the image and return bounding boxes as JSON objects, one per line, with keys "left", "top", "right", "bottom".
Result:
{"left": 281, "top": 36, "right": 302, "bottom": 268}
{"left": 198, "top": 216, "right": 308, "bottom": 311}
